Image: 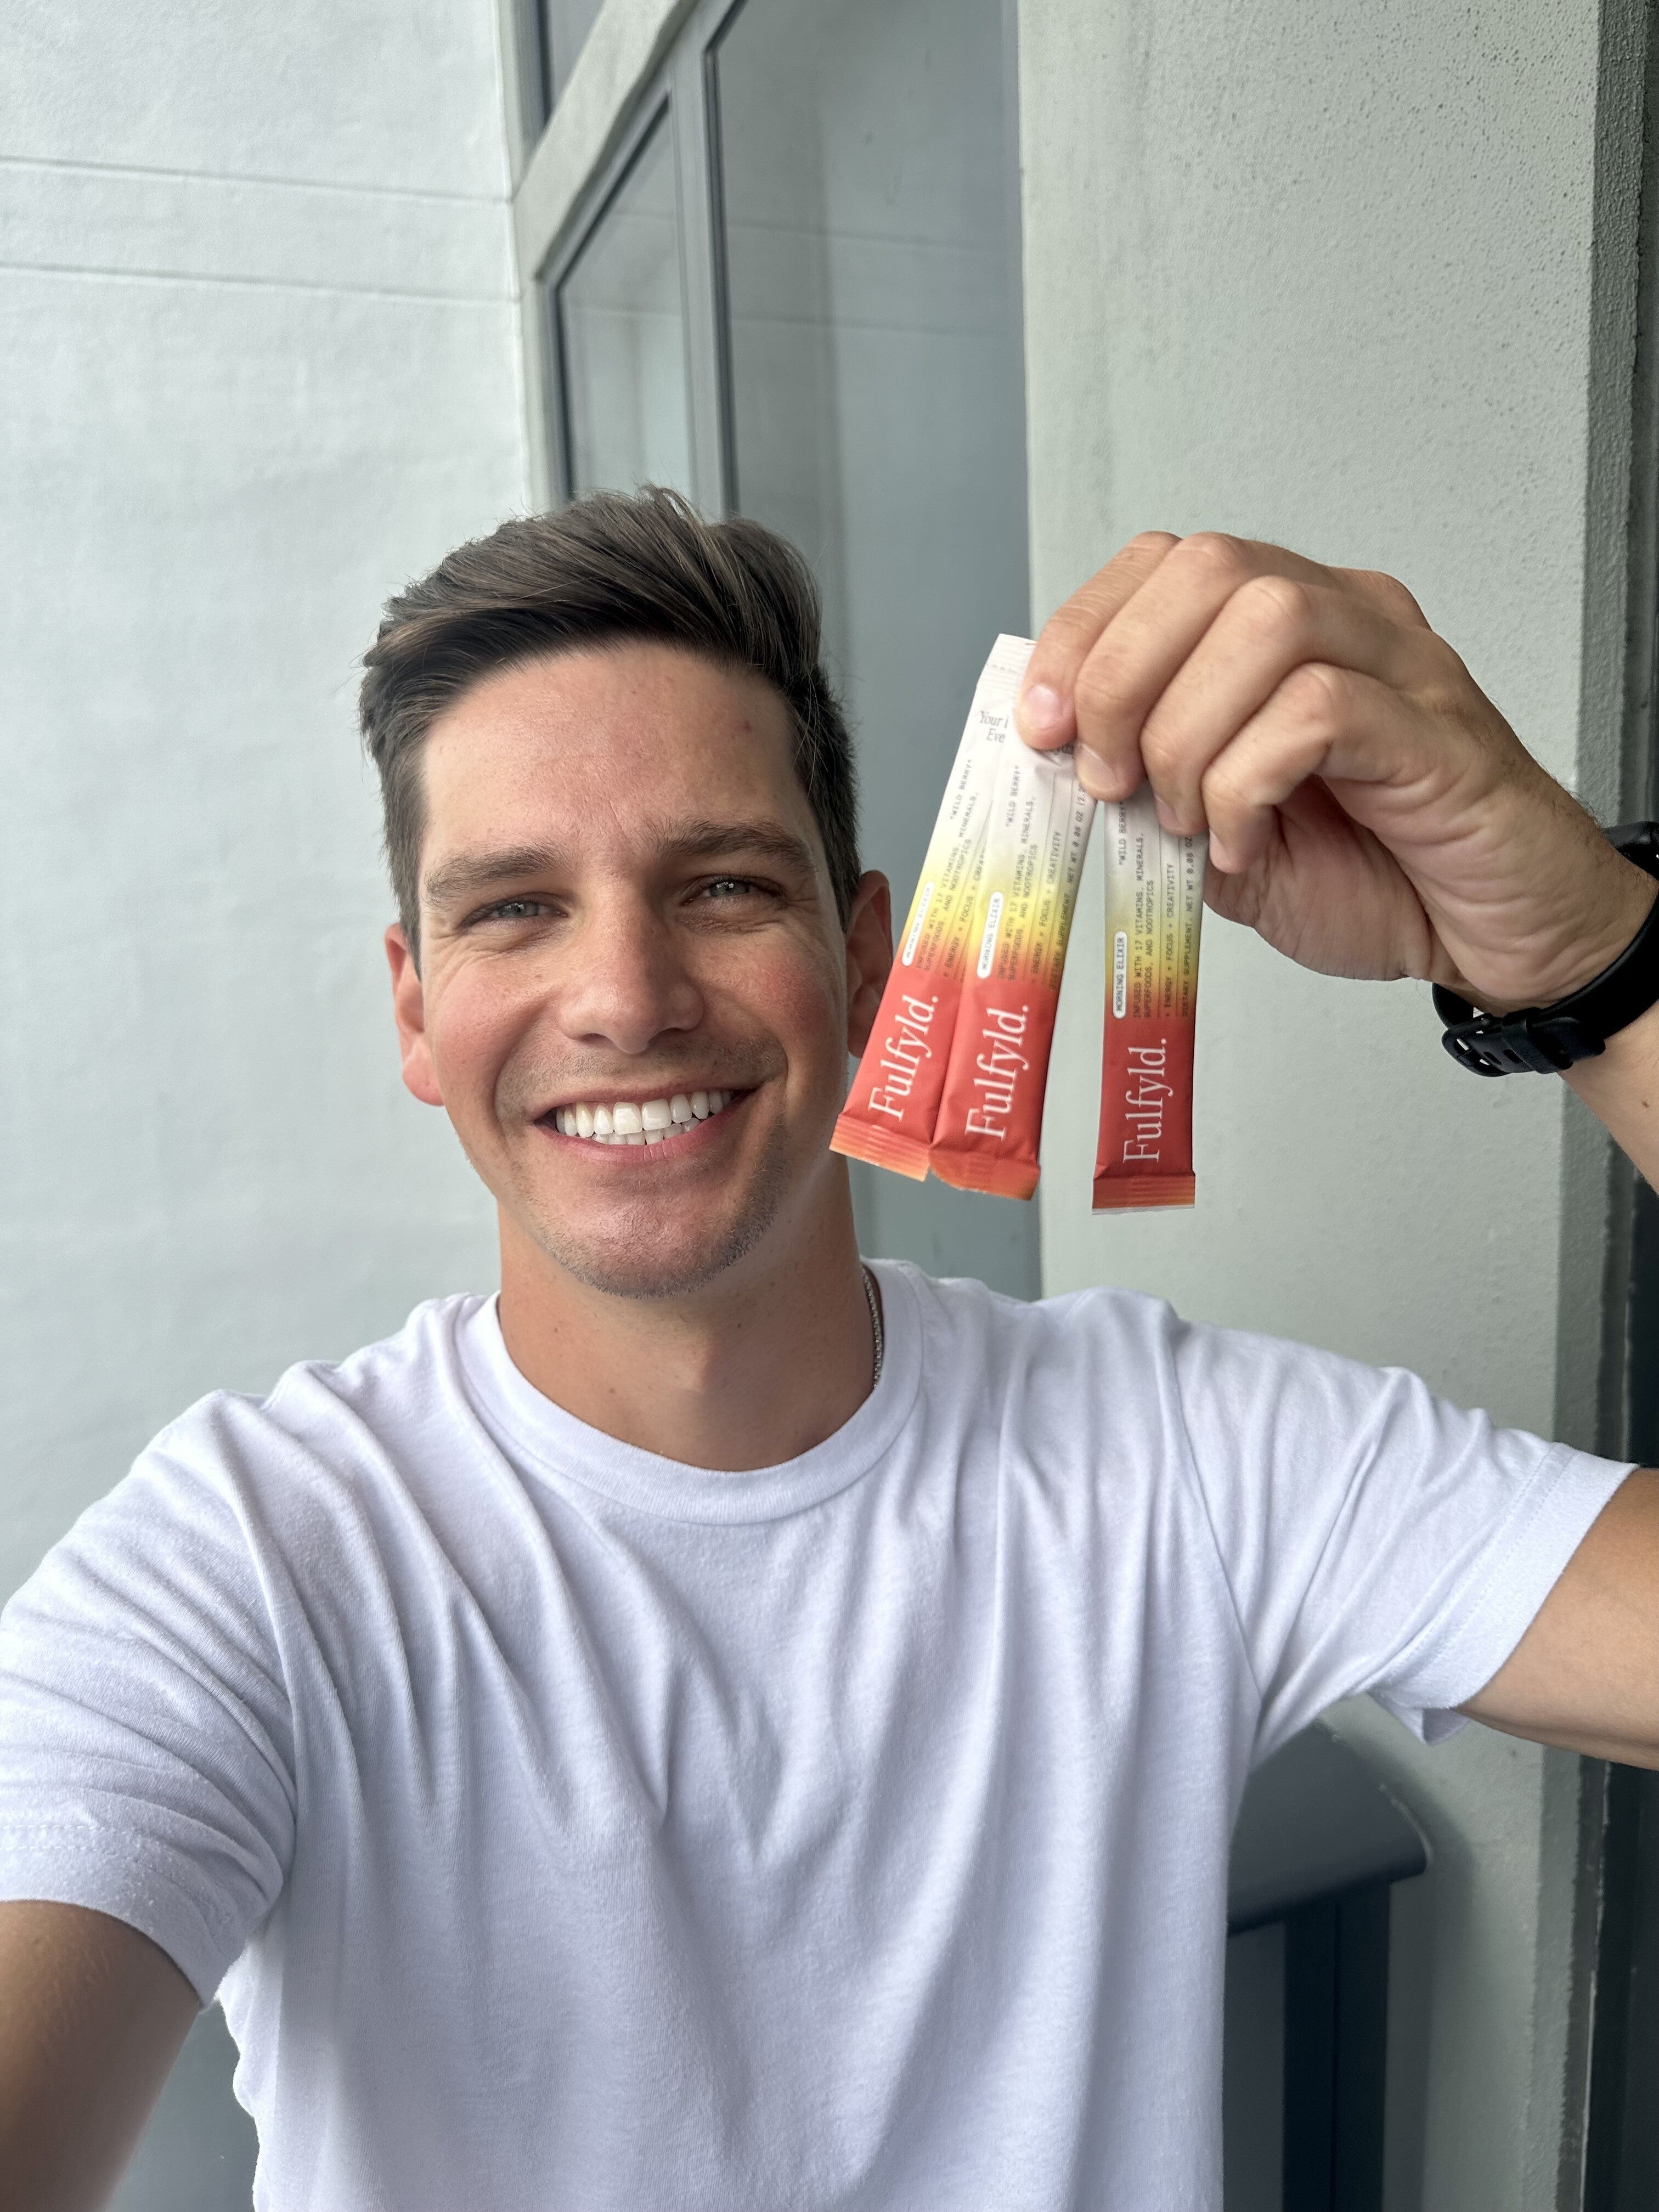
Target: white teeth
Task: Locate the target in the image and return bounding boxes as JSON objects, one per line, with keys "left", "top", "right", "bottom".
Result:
{"left": 555, "top": 1089, "right": 741, "bottom": 1143}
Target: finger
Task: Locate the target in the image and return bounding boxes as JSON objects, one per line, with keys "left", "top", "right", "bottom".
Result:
{"left": 1203, "top": 780, "right": 1439, "bottom": 983}
{"left": 1065, "top": 533, "right": 1344, "bottom": 799}
{"left": 1336, "top": 567, "right": 1432, "bottom": 632}
{"left": 1139, "top": 575, "right": 1431, "bottom": 833}
{"left": 1197, "top": 662, "right": 1412, "bottom": 875}
{"left": 1015, "top": 532, "right": 1179, "bottom": 749}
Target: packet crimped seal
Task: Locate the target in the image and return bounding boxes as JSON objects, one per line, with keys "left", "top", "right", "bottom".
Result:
{"left": 831, "top": 635, "right": 1027, "bottom": 1179}
{"left": 1092, "top": 787, "right": 1206, "bottom": 1210}
{"left": 929, "top": 660, "right": 1096, "bottom": 1200}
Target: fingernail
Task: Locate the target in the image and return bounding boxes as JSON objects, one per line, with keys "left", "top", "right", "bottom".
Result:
{"left": 1076, "top": 749, "right": 1114, "bottom": 799}
{"left": 1020, "top": 682, "right": 1065, "bottom": 737}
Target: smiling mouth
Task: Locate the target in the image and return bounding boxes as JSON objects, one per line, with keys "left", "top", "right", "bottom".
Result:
{"left": 540, "top": 1088, "right": 745, "bottom": 1147}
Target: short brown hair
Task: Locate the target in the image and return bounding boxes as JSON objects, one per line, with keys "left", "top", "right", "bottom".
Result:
{"left": 359, "top": 488, "right": 861, "bottom": 958}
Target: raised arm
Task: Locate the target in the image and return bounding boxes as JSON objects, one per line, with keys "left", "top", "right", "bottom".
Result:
{"left": 0, "top": 1899, "right": 197, "bottom": 2212}
{"left": 1014, "top": 532, "right": 1659, "bottom": 1764}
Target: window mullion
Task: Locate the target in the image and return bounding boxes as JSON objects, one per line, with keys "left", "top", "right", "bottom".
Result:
{"left": 672, "top": 19, "right": 731, "bottom": 517}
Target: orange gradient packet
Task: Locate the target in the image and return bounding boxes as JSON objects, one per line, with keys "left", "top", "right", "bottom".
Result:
{"left": 1092, "top": 788, "right": 1206, "bottom": 1210}
{"left": 929, "top": 672, "right": 1096, "bottom": 1200}
{"left": 831, "top": 635, "right": 1028, "bottom": 1179}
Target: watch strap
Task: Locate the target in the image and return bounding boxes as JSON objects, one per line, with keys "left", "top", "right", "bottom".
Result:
{"left": 1435, "top": 821, "right": 1659, "bottom": 1076}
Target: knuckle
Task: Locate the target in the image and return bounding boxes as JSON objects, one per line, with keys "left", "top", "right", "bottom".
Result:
{"left": 1199, "top": 753, "right": 1246, "bottom": 819}
{"left": 1037, "top": 606, "right": 1097, "bottom": 658}
{"left": 1173, "top": 531, "right": 1252, "bottom": 584}
{"left": 1232, "top": 572, "right": 1317, "bottom": 641}
{"left": 1278, "top": 658, "right": 1347, "bottom": 731}
{"left": 1410, "top": 640, "right": 1476, "bottom": 725}
{"left": 1356, "top": 568, "right": 1427, "bottom": 625}
{"left": 1073, "top": 640, "right": 1136, "bottom": 725}
{"left": 1138, "top": 720, "right": 1188, "bottom": 783}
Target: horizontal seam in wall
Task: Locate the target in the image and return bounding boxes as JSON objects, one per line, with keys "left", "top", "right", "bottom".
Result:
{"left": 0, "top": 260, "right": 515, "bottom": 307}
{"left": 718, "top": 217, "right": 992, "bottom": 257}
{"left": 0, "top": 151, "right": 507, "bottom": 210}
{"left": 722, "top": 312, "right": 1003, "bottom": 336}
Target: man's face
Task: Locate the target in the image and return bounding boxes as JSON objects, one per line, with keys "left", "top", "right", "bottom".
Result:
{"left": 387, "top": 643, "right": 889, "bottom": 1301}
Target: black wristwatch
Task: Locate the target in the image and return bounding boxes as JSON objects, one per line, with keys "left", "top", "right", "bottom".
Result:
{"left": 1434, "top": 821, "right": 1659, "bottom": 1076}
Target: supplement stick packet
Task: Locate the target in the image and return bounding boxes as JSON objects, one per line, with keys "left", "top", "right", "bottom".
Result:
{"left": 1093, "top": 787, "right": 1206, "bottom": 1210}
{"left": 832, "top": 634, "right": 1029, "bottom": 1179}
{"left": 929, "top": 661, "right": 1096, "bottom": 1200}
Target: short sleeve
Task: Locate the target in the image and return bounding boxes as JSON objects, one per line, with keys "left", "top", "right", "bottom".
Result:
{"left": 1165, "top": 1317, "right": 1633, "bottom": 1756}
{"left": 0, "top": 1438, "right": 296, "bottom": 2002}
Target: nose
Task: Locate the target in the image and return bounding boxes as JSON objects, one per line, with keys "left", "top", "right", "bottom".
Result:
{"left": 555, "top": 896, "right": 704, "bottom": 1058}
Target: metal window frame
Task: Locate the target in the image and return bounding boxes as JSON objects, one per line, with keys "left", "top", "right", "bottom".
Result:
{"left": 517, "top": 0, "right": 741, "bottom": 516}
{"left": 514, "top": 0, "right": 1027, "bottom": 533}
{"left": 497, "top": 0, "right": 550, "bottom": 182}
{"left": 543, "top": 91, "right": 682, "bottom": 504}
{"left": 695, "top": 3, "right": 742, "bottom": 516}
{"left": 1578, "top": 5, "right": 1659, "bottom": 2208}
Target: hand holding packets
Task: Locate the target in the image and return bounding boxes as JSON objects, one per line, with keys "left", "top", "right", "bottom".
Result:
{"left": 834, "top": 636, "right": 1205, "bottom": 1209}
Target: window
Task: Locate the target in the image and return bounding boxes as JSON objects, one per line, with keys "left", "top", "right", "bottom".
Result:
{"left": 555, "top": 106, "right": 693, "bottom": 500}
{"left": 528, "top": 0, "right": 1034, "bottom": 1296}
{"left": 519, "top": 0, "right": 607, "bottom": 140}
{"left": 713, "top": 0, "right": 1031, "bottom": 1288}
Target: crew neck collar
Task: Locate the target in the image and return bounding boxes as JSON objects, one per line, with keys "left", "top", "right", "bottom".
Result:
{"left": 454, "top": 1258, "right": 924, "bottom": 1525}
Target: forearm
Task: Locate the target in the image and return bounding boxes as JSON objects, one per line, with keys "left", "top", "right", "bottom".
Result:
{"left": 1565, "top": 994, "right": 1659, "bottom": 1189}
{"left": 0, "top": 1900, "right": 196, "bottom": 2212}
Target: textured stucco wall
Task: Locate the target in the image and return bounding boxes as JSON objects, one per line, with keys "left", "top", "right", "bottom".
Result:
{"left": 1, "top": 0, "right": 527, "bottom": 1610}
{"left": 1017, "top": 2, "right": 1637, "bottom": 2205}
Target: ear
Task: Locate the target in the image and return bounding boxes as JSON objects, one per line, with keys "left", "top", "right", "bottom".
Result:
{"left": 843, "top": 872, "right": 893, "bottom": 1057}
{"left": 386, "top": 925, "right": 444, "bottom": 1107}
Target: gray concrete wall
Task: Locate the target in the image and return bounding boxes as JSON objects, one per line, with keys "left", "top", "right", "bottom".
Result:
{"left": 1017, "top": 1, "right": 1640, "bottom": 2205}
{"left": 4, "top": 7, "right": 528, "bottom": 2199}
{"left": 1, "top": 2, "right": 523, "bottom": 1598}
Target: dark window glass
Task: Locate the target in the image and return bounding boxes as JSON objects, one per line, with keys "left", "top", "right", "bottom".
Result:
{"left": 557, "top": 110, "right": 693, "bottom": 498}
{"left": 714, "top": 0, "right": 1035, "bottom": 1293}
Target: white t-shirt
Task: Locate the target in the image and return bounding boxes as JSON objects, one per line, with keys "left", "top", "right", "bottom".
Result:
{"left": 0, "top": 1263, "right": 1629, "bottom": 2210}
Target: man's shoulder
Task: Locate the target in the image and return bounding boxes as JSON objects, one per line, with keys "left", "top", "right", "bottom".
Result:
{"left": 893, "top": 1259, "right": 1178, "bottom": 1350}
{"left": 885, "top": 1261, "right": 1195, "bottom": 1417}
{"left": 890, "top": 1261, "right": 1378, "bottom": 1430}
{"left": 140, "top": 1293, "right": 493, "bottom": 1501}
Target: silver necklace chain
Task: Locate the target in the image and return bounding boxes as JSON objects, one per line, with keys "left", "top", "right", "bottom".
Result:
{"left": 861, "top": 1264, "right": 884, "bottom": 1389}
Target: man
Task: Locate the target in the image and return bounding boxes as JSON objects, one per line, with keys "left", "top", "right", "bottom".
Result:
{"left": 1, "top": 490, "right": 1655, "bottom": 2211}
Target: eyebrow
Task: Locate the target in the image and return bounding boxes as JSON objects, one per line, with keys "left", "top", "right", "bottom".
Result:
{"left": 421, "top": 820, "right": 820, "bottom": 912}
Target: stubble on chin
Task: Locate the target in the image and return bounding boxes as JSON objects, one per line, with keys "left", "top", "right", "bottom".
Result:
{"left": 507, "top": 1123, "right": 798, "bottom": 1300}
